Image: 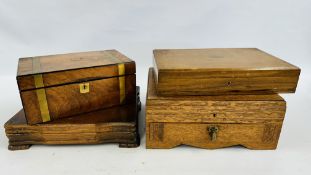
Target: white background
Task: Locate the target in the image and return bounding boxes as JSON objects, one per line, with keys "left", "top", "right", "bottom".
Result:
{"left": 0, "top": 0, "right": 311, "bottom": 174}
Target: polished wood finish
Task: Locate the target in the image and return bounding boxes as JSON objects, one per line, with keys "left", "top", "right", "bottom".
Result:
{"left": 153, "top": 48, "right": 300, "bottom": 95}
{"left": 22, "top": 75, "right": 136, "bottom": 124}
{"left": 17, "top": 50, "right": 136, "bottom": 124}
{"left": 148, "top": 123, "right": 282, "bottom": 149}
{"left": 4, "top": 87, "right": 141, "bottom": 150}
{"left": 17, "top": 50, "right": 135, "bottom": 90}
{"left": 146, "top": 68, "right": 286, "bottom": 149}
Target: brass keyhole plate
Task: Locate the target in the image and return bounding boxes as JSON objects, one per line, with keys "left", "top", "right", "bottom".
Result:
{"left": 208, "top": 126, "right": 219, "bottom": 141}
{"left": 79, "top": 83, "right": 90, "bottom": 94}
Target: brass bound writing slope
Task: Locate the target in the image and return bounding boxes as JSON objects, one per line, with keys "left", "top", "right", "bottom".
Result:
{"left": 17, "top": 50, "right": 136, "bottom": 124}
{"left": 153, "top": 48, "right": 300, "bottom": 95}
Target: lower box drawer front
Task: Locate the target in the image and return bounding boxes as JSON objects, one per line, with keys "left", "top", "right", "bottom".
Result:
{"left": 146, "top": 122, "right": 283, "bottom": 149}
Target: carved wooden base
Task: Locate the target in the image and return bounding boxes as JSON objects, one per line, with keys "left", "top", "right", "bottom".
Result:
{"left": 146, "top": 123, "right": 282, "bottom": 150}
{"left": 8, "top": 144, "right": 31, "bottom": 151}
{"left": 119, "top": 134, "right": 140, "bottom": 148}
{"left": 5, "top": 87, "right": 141, "bottom": 151}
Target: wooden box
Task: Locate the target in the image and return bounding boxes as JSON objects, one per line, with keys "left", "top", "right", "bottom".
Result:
{"left": 153, "top": 48, "right": 300, "bottom": 95}
{"left": 146, "top": 68, "right": 286, "bottom": 149}
{"left": 17, "top": 50, "right": 136, "bottom": 124}
{"left": 4, "top": 87, "right": 141, "bottom": 150}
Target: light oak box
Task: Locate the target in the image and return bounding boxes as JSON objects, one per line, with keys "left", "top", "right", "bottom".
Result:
{"left": 146, "top": 68, "right": 286, "bottom": 149}
{"left": 4, "top": 87, "right": 141, "bottom": 150}
{"left": 17, "top": 50, "right": 136, "bottom": 124}
{"left": 153, "top": 48, "right": 300, "bottom": 95}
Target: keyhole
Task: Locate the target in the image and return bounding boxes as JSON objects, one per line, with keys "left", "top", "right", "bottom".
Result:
{"left": 213, "top": 113, "right": 217, "bottom": 117}
{"left": 227, "top": 81, "right": 232, "bottom": 86}
{"left": 208, "top": 126, "right": 219, "bottom": 141}
{"left": 80, "top": 83, "right": 90, "bottom": 93}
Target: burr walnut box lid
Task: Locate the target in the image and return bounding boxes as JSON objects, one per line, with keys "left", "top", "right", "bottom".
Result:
{"left": 153, "top": 48, "right": 300, "bottom": 95}
{"left": 17, "top": 50, "right": 135, "bottom": 91}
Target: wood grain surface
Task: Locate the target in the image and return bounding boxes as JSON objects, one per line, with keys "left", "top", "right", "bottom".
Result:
{"left": 21, "top": 74, "right": 136, "bottom": 124}
{"left": 146, "top": 68, "right": 286, "bottom": 149}
{"left": 16, "top": 50, "right": 136, "bottom": 124}
{"left": 18, "top": 50, "right": 133, "bottom": 75}
{"left": 147, "top": 123, "right": 282, "bottom": 149}
{"left": 4, "top": 87, "right": 141, "bottom": 150}
{"left": 153, "top": 48, "right": 300, "bottom": 95}
{"left": 17, "top": 50, "right": 135, "bottom": 91}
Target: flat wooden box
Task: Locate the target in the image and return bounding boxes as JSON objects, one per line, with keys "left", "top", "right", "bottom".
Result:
{"left": 4, "top": 87, "right": 141, "bottom": 151}
{"left": 17, "top": 50, "right": 136, "bottom": 124}
{"left": 146, "top": 68, "right": 286, "bottom": 149}
{"left": 153, "top": 48, "right": 300, "bottom": 95}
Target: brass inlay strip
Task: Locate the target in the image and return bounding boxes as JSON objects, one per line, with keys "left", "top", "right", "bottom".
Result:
{"left": 34, "top": 74, "right": 44, "bottom": 88}
{"left": 36, "top": 89, "right": 51, "bottom": 122}
{"left": 33, "top": 57, "right": 45, "bottom": 88}
{"left": 118, "top": 63, "right": 125, "bottom": 104}
{"left": 32, "top": 57, "right": 50, "bottom": 122}
{"left": 32, "top": 57, "right": 41, "bottom": 74}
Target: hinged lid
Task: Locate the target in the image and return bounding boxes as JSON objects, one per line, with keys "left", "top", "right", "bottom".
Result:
{"left": 154, "top": 48, "right": 299, "bottom": 71}
{"left": 153, "top": 48, "right": 300, "bottom": 95}
{"left": 17, "top": 50, "right": 135, "bottom": 91}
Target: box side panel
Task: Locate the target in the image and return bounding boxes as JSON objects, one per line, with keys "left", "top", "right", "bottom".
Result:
{"left": 146, "top": 100, "right": 286, "bottom": 124}
{"left": 156, "top": 69, "right": 300, "bottom": 95}
{"left": 20, "top": 74, "right": 136, "bottom": 124}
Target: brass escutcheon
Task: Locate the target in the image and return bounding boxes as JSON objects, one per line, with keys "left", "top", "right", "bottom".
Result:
{"left": 80, "top": 83, "right": 90, "bottom": 94}
{"left": 208, "top": 126, "right": 219, "bottom": 141}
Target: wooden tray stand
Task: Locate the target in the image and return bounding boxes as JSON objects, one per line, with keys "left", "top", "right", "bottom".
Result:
{"left": 4, "top": 87, "right": 141, "bottom": 150}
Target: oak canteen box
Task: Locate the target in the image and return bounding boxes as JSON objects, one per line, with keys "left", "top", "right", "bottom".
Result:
{"left": 153, "top": 48, "right": 300, "bottom": 95}
{"left": 4, "top": 87, "right": 141, "bottom": 150}
{"left": 17, "top": 50, "right": 136, "bottom": 124}
{"left": 146, "top": 68, "right": 286, "bottom": 149}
